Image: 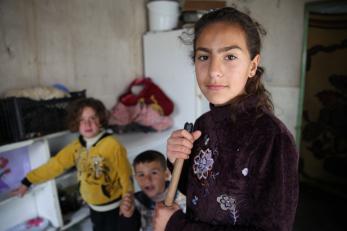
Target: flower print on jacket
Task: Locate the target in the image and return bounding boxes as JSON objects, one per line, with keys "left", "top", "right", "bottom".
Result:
{"left": 192, "top": 195, "right": 199, "bottom": 206}
{"left": 217, "top": 194, "right": 238, "bottom": 224}
{"left": 193, "top": 148, "right": 214, "bottom": 180}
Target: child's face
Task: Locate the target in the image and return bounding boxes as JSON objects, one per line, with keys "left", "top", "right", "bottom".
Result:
{"left": 194, "top": 22, "right": 260, "bottom": 106}
{"left": 134, "top": 161, "right": 169, "bottom": 199}
{"left": 79, "top": 106, "right": 102, "bottom": 138}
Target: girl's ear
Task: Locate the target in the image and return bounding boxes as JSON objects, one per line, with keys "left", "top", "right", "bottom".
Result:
{"left": 248, "top": 54, "right": 260, "bottom": 78}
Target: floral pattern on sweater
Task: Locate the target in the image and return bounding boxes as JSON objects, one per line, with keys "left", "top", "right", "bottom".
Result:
{"left": 193, "top": 148, "right": 214, "bottom": 180}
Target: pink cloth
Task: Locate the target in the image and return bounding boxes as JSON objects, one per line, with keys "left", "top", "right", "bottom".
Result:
{"left": 109, "top": 102, "right": 173, "bottom": 131}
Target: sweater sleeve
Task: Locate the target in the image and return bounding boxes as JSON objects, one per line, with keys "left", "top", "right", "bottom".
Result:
{"left": 115, "top": 143, "right": 134, "bottom": 195}
{"left": 26, "top": 141, "right": 77, "bottom": 184}
{"left": 250, "top": 131, "right": 299, "bottom": 231}
{"left": 165, "top": 131, "right": 299, "bottom": 231}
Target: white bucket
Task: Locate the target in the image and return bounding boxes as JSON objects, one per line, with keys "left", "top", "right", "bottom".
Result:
{"left": 147, "top": 1, "right": 180, "bottom": 32}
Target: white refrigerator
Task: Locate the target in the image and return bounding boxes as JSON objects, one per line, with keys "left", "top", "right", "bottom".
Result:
{"left": 143, "top": 29, "right": 209, "bottom": 129}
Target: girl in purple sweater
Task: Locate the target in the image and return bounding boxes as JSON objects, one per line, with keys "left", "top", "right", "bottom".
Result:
{"left": 153, "top": 7, "right": 299, "bottom": 231}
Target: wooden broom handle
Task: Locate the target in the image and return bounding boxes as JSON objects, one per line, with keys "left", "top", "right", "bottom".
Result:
{"left": 164, "top": 122, "right": 193, "bottom": 207}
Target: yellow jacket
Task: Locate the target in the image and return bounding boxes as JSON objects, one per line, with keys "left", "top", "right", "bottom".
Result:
{"left": 26, "top": 133, "right": 133, "bottom": 205}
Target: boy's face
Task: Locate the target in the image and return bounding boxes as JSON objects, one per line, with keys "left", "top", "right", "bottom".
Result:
{"left": 134, "top": 161, "right": 169, "bottom": 199}
{"left": 79, "top": 106, "right": 102, "bottom": 138}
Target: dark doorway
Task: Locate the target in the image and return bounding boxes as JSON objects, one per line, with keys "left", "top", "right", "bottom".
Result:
{"left": 295, "top": 1, "right": 347, "bottom": 230}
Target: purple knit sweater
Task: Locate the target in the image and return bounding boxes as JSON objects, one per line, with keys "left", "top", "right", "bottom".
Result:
{"left": 166, "top": 96, "right": 299, "bottom": 231}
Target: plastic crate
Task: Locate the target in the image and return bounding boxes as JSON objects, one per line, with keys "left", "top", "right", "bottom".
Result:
{"left": 0, "top": 90, "right": 86, "bottom": 145}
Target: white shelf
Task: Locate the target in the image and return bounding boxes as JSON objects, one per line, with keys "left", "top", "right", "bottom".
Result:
{"left": 42, "top": 130, "right": 71, "bottom": 140}
{"left": 0, "top": 125, "right": 180, "bottom": 229}
{"left": 0, "top": 132, "right": 71, "bottom": 230}
{"left": 0, "top": 131, "right": 71, "bottom": 153}
{"left": 61, "top": 205, "right": 90, "bottom": 230}
{"left": 0, "top": 139, "right": 34, "bottom": 153}
{"left": 0, "top": 184, "right": 46, "bottom": 207}
{"left": 116, "top": 126, "right": 177, "bottom": 161}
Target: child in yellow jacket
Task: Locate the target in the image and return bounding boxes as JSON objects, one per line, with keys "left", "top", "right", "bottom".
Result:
{"left": 12, "top": 97, "right": 140, "bottom": 231}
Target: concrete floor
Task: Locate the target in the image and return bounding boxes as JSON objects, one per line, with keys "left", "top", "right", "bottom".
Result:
{"left": 68, "top": 182, "right": 347, "bottom": 231}
{"left": 293, "top": 182, "right": 346, "bottom": 231}
{"left": 67, "top": 218, "right": 92, "bottom": 231}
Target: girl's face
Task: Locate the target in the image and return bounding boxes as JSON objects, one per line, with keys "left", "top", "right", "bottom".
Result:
{"left": 194, "top": 22, "right": 260, "bottom": 106}
{"left": 79, "top": 106, "right": 101, "bottom": 138}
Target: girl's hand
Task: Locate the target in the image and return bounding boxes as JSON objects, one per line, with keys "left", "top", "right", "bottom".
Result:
{"left": 153, "top": 202, "right": 180, "bottom": 231}
{"left": 167, "top": 129, "right": 201, "bottom": 164}
{"left": 119, "top": 192, "right": 135, "bottom": 217}
{"left": 11, "top": 184, "right": 29, "bottom": 197}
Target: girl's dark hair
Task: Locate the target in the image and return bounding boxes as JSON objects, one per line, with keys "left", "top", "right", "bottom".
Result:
{"left": 66, "top": 97, "right": 108, "bottom": 132}
{"left": 193, "top": 7, "right": 273, "bottom": 112}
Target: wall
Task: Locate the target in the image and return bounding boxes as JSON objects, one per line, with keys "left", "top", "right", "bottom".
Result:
{"left": 0, "top": 0, "right": 146, "bottom": 108}
{"left": 221, "top": 0, "right": 323, "bottom": 137}
{"left": 0, "top": 0, "right": 327, "bottom": 135}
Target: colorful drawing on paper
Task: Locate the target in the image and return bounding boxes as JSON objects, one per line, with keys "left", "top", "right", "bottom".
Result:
{"left": 0, "top": 147, "right": 31, "bottom": 193}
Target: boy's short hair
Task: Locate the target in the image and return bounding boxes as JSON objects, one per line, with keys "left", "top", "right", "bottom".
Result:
{"left": 66, "top": 97, "right": 108, "bottom": 132}
{"left": 133, "top": 150, "right": 167, "bottom": 170}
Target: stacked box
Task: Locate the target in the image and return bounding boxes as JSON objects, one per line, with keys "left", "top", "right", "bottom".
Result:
{"left": 0, "top": 90, "right": 85, "bottom": 145}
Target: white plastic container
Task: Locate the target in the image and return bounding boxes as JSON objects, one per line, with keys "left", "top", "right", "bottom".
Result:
{"left": 147, "top": 1, "right": 180, "bottom": 32}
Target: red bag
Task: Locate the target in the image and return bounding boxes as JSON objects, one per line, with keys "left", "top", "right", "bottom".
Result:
{"left": 119, "top": 77, "right": 174, "bottom": 116}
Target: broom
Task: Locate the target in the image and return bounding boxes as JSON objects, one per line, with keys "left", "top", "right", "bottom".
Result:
{"left": 164, "top": 122, "right": 194, "bottom": 206}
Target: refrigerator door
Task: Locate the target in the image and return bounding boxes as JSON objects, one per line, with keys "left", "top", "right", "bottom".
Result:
{"left": 143, "top": 29, "right": 209, "bottom": 128}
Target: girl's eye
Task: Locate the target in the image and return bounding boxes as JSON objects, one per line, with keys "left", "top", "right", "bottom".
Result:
{"left": 225, "top": 55, "right": 237, "bottom": 60}
{"left": 196, "top": 55, "right": 208, "bottom": 61}
{"left": 151, "top": 171, "right": 158, "bottom": 175}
